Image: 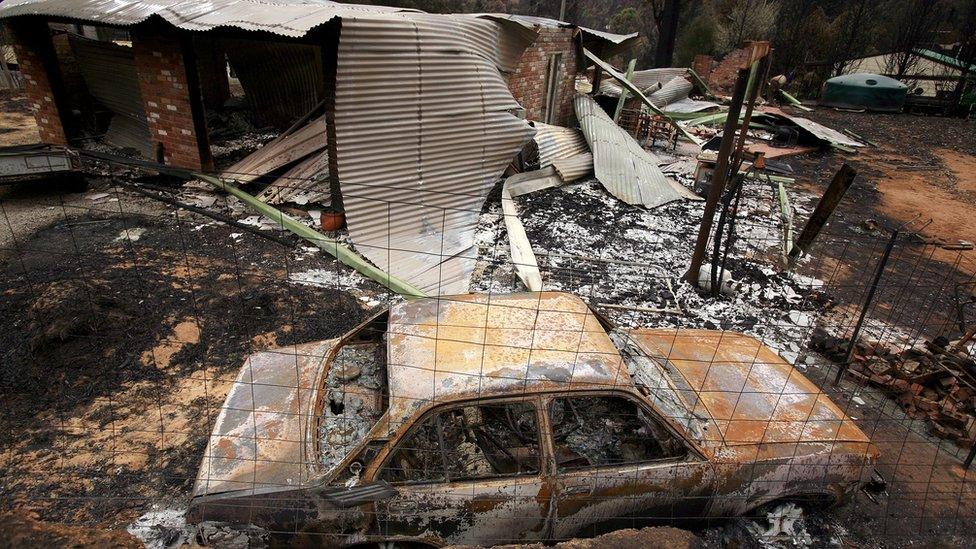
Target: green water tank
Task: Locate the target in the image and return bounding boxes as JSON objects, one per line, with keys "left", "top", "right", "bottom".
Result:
{"left": 821, "top": 73, "right": 908, "bottom": 112}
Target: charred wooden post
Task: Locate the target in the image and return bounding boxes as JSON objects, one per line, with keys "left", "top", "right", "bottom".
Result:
{"left": 687, "top": 41, "right": 769, "bottom": 289}
{"left": 789, "top": 164, "right": 858, "bottom": 266}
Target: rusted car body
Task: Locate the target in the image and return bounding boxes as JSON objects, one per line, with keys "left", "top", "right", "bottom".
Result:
{"left": 188, "top": 292, "right": 877, "bottom": 546}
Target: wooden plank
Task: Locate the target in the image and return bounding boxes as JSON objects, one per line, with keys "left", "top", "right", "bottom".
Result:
{"left": 613, "top": 58, "right": 636, "bottom": 123}
{"left": 789, "top": 164, "right": 857, "bottom": 263}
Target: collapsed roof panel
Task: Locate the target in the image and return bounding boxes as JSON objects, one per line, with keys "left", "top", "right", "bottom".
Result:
{"left": 334, "top": 15, "right": 536, "bottom": 295}
{"left": 532, "top": 122, "right": 588, "bottom": 168}
{"left": 759, "top": 110, "right": 863, "bottom": 148}
{"left": 599, "top": 68, "right": 689, "bottom": 97}
{"left": 221, "top": 115, "right": 327, "bottom": 184}
{"left": 257, "top": 150, "right": 330, "bottom": 206}
{"left": 552, "top": 152, "right": 593, "bottom": 183}
{"left": 647, "top": 76, "right": 694, "bottom": 109}
{"left": 575, "top": 94, "right": 699, "bottom": 208}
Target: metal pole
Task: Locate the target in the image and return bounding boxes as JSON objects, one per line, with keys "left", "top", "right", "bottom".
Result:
{"left": 559, "top": 0, "right": 567, "bottom": 21}
{"left": 834, "top": 230, "right": 899, "bottom": 385}
{"left": 685, "top": 67, "right": 751, "bottom": 286}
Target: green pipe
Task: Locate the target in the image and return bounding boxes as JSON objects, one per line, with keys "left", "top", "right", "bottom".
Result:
{"left": 197, "top": 174, "right": 428, "bottom": 298}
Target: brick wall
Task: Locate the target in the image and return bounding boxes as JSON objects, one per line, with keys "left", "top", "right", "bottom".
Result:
{"left": 5, "top": 20, "right": 68, "bottom": 144}
{"left": 693, "top": 54, "right": 713, "bottom": 83}
{"left": 708, "top": 47, "right": 752, "bottom": 95}
{"left": 508, "top": 26, "right": 578, "bottom": 126}
{"left": 131, "top": 24, "right": 211, "bottom": 170}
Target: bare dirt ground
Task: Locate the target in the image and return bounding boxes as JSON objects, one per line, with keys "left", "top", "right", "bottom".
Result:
{"left": 0, "top": 199, "right": 377, "bottom": 530}
{"left": 0, "top": 89, "right": 40, "bottom": 147}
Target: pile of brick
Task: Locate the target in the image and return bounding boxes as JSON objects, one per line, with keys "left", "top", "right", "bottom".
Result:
{"left": 811, "top": 328, "right": 976, "bottom": 446}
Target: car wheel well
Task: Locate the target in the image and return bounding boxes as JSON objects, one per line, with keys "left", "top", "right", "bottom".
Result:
{"left": 345, "top": 542, "right": 439, "bottom": 549}
{"left": 747, "top": 492, "right": 838, "bottom": 518}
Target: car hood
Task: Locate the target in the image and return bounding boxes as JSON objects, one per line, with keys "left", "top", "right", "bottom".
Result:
{"left": 627, "top": 329, "right": 869, "bottom": 447}
{"left": 191, "top": 339, "right": 337, "bottom": 498}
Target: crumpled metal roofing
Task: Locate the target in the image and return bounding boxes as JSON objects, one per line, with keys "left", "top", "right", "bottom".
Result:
{"left": 756, "top": 111, "right": 863, "bottom": 148}
{"left": 0, "top": 0, "right": 416, "bottom": 37}
{"left": 334, "top": 14, "right": 536, "bottom": 295}
{"left": 647, "top": 76, "right": 694, "bottom": 108}
{"left": 221, "top": 115, "right": 327, "bottom": 184}
{"left": 575, "top": 94, "right": 698, "bottom": 208}
{"left": 532, "top": 122, "right": 588, "bottom": 168}
{"left": 599, "top": 67, "right": 689, "bottom": 97}
{"left": 665, "top": 97, "right": 720, "bottom": 113}
{"left": 257, "top": 150, "right": 331, "bottom": 206}
{"left": 552, "top": 152, "right": 593, "bottom": 182}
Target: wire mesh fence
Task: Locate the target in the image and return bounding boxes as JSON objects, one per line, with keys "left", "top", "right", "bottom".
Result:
{"left": 1, "top": 154, "right": 975, "bottom": 547}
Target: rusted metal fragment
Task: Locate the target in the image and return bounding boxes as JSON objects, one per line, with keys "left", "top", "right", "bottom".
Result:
{"left": 627, "top": 329, "right": 869, "bottom": 446}
{"left": 192, "top": 339, "right": 337, "bottom": 498}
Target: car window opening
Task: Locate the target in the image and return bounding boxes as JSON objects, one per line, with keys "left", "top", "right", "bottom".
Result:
{"left": 318, "top": 313, "right": 389, "bottom": 475}
{"left": 550, "top": 396, "right": 685, "bottom": 471}
{"left": 381, "top": 401, "right": 541, "bottom": 484}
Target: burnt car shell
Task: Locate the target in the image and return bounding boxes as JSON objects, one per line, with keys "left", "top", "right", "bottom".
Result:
{"left": 187, "top": 292, "right": 878, "bottom": 545}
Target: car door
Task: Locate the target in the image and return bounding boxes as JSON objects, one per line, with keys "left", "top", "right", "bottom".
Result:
{"left": 546, "top": 392, "right": 714, "bottom": 540}
{"left": 370, "top": 397, "right": 553, "bottom": 546}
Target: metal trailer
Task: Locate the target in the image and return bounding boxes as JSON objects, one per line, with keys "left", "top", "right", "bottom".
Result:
{"left": 0, "top": 144, "right": 86, "bottom": 190}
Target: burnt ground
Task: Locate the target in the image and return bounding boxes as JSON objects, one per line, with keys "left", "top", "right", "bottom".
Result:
{"left": 1, "top": 89, "right": 975, "bottom": 547}
{"left": 787, "top": 108, "right": 976, "bottom": 342}
{"left": 0, "top": 201, "right": 380, "bottom": 529}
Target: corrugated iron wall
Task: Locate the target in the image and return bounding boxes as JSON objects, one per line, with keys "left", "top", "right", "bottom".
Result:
{"left": 334, "top": 15, "right": 537, "bottom": 295}
{"left": 68, "top": 33, "right": 151, "bottom": 156}
{"left": 223, "top": 39, "right": 324, "bottom": 129}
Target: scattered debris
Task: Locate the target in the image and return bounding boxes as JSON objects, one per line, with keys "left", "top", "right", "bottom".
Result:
{"left": 127, "top": 508, "right": 192, "bottom": 549}
{"left": 813, "top": 329, "right": 976, "bottom": 447}
{"left": 747, "top": 503, "right": 814, "bottom": 548}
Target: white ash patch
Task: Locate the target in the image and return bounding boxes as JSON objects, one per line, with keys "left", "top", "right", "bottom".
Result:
{"left": 470, "top": 168, "right": 832, "bottom": 367}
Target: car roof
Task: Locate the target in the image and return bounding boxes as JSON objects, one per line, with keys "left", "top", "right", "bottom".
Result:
{"left": 385, "top": 292, "right": 634, "bottom": 428}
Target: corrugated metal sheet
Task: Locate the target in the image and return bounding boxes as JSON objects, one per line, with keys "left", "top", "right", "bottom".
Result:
{"left": 647, "top": 75, "right": 693, "bottom": 108}
{"left": 223, "top": 39, "right": 323, "bottom": 129}
{"left": 532, "top": 122, "right": 587, "bottom": 168}
{"left": 221, "top": 116, "right": 327, "bottom": 184}
{"left": 334, "top": 14, "right": 536, "bottom": 295}
{"left": 257, "top": 150, "right": 330, "bottom": 206}
{"left": 599, "top": 67, "right": 689, "bottom": 97}
{"left": 758, "top": 111, "right": 863, "bottom": 148}
{"left": 68, "top": 33, "right": 152, "bottom": 156}
{"left": 575, "top": 94, "right": 697, "bottom": 208}
{"left": 0, "top": 0, "right": 416, "bottom": 37}
{"left": 552, "top": 152, "right": 592, "bottom": 182}
{"left": 665, "top": 97, "right": 719, "bottom": 113}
